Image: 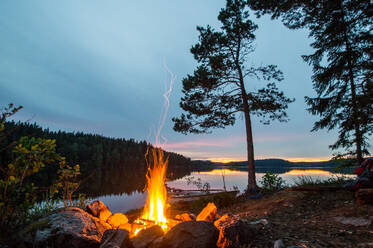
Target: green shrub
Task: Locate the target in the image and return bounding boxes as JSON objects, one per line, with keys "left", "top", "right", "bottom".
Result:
{"left": 0, "top": 136, "right": 61, "bottom": 228}
{"left": 260, "top": 171, "right": 285, "bottom": 192}
{"left": 294, "top": 174, "right": 350, "bottom": 187}
{"left": 54, "top": 158, "right": 81, "bottom": 207}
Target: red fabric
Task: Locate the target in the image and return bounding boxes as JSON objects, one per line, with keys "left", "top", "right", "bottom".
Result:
{"left": 351, "top": 181, "right": 362, "bottom": 191}
{"left": 354, "top": 167, "right": 364, "bottom": 176}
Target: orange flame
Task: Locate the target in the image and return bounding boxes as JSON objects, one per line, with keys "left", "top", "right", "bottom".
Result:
{"left": 133, "top": 147, "right": 169, "bottom": 236}
{"left": 133, "top": 65, "right": 174, "bottom": 236}
{"left": 142, "top": 148, "right": 168, "bottom": 225}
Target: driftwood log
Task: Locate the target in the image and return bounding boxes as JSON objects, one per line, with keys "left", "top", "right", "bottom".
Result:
{"left": 355, "top": 188, "right": 373, "bottom": 204}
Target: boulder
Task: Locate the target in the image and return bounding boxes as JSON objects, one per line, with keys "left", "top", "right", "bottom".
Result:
{"left": 87, "top": 200, "right": 106, "bottom": 217}
{"left": 148, "top": 237, "right": 163, "bottom": 248}
{"left": 131, "top": 225, "right": 164, "bottom": 248}
{"left": 214, "top": 214, "right": 257, "bottom": 248}
{"left": 21, "top": 207, "right": 109, "bottom": 248}
{"left": 196, "top": 202, "right": 217, "bottom": 222}
{"left": 99, "top": 206, "right": 113, "bottom": 223}
{"left": 175, "top": 213, "right": 194, "bottom": 222}
{"left": 119, "top": 223, "right": 132, "bottom": 233}
{"left": 100, "top": 229, "right": 131, "bottom": 248}
{"left": 161, "top": 221, "right": 219, "bottom": 248}
{"left": 273, "top": 239, "right": 285, "bottom": 248}
{"left": 107, "top": 213, "right": 129, "bottom": 228}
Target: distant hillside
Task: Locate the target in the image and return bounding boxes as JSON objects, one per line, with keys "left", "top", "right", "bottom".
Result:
{"left": 227, "top": 159, "right": 337, "bottom": 168}
{"left": 192, "top": 158, "right": 338, "bottom": 169}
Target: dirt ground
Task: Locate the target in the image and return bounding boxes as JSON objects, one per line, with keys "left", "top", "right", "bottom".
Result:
{"left": 221, "top": 189, "right": 373, "bottom": 248}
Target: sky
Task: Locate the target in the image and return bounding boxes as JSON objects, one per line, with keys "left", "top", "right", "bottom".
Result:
{"left": 1, "top": 1, "right": 369, "bottom": 162}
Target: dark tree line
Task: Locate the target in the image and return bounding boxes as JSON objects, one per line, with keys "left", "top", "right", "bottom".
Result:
{"left": 0, "top": 121, "right": 193, "bottom": 196}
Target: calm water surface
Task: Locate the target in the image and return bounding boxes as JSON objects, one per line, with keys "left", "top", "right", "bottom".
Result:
{"left": 95, "top": 167, "right": 355, "bottom": 213}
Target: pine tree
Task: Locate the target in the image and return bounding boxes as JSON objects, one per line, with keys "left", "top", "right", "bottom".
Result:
{"left": 247, "top": 0, "right": 373, "bottom": 164}
{"left": 172, "top": 0, "right": 294, "bottom": 191}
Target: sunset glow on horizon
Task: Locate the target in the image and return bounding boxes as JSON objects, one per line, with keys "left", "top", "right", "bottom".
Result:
{"left": 200, "top": 156, "right": 332, "bottom": 163}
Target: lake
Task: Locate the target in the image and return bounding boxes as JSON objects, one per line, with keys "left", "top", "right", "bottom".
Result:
{"left": 93, "top": 167, "right": 355, "bottom": 213}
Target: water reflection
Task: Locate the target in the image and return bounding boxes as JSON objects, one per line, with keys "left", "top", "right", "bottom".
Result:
{"left": 78, "top": 161, "right": 192, "bottom": 197}
{"left": 89, "top": 167, "right": 355, "bottom": 213}
{"left": 94, "top": 191, "right": 147, "bottom": 214}
{"left": 78, "top": 161, "right": 192, "bottom": 213}
{"left": 167, "top": 168, "right": 355, "bottom": 193}
{"left": 284, "top": 169, "right": 332, "bottom": 175}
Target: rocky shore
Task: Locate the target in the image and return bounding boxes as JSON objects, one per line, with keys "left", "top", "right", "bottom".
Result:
{"left": 16, "top": 189, "right": 373, "bottom": 248}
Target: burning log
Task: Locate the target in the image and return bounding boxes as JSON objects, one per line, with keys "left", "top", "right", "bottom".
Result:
{"left": 196, "top": 202, "right": 218, "bottom": 221}
{"left": 214, "top": 214, "right": 257, "bottom": 248}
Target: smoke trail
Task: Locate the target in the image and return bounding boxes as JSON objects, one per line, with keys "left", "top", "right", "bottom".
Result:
{"left": 155, "top": 63, "right": 176, "bottom": 147}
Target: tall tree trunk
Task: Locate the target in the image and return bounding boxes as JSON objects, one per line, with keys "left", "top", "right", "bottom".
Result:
{"left": 238, "top": 75, "right": 256, "bottom": 191}
{"left": 235, "top": 37, "right": 257, "bottom": 191}
{"left": 340, "top": 2, "right": 363, "bottom": 164}
{"left": 243, "top": 107, "right": 256, "bottom": 191}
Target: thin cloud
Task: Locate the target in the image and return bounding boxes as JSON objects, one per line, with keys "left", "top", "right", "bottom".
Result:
{"left": 160, "top": 136, "right": 245, "bottom": 149}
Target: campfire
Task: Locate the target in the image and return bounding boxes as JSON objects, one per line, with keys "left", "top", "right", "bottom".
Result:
{"left": 86, "top": 148, "right": 249, "bottom": 248}
{"left": 132, "top": 147, "right": 170, "bottom": 236}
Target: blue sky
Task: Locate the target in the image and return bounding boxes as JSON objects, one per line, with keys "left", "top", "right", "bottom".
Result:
{"left": 1, "top": 0, "right": 368, "bottom": 162}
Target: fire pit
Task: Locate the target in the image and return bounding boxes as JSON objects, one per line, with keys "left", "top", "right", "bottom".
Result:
{"left": 87, "top": 147, "right": 258, "bottom": 248}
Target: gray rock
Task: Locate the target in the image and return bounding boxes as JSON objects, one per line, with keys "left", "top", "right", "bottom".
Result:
{"left": 107, "top": 213, "right": 128, "bottom": 228}
{"left": 131, "top": 225, "right": 164, "bottom": 248}
{"left": 100, "top": 229, "right": 131, "bottom": 248}
{"left": 274, "top": 239, "right": 285, "bottom": 248}
{"left": 87, "top": 200, "right": 106, "bottom": 217}
{"left": 22, "top": 207, "right": 110, "bottom": 248}
{"left": 175, "top": 213, "right": 195, "bottom": 222}
{"left": 214, "top": 214, "right": 257, "bottom": 248}
{"left": 249, "top": 218, "right": 269, "bottom": 225}
{"left": 99, "top": 206, "right": 113, "bottom": 223}
{"left": 333, "top": 217, "right": 372, "bottom": 226}
{"left": 161, "top": 221, "right": 219, "bottom": 248}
